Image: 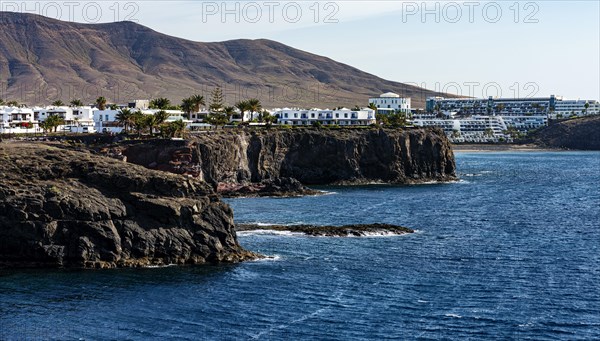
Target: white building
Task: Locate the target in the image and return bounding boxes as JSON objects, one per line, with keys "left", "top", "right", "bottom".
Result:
{"left": 501, "top": 115, "right": 547, "bottom": 132}
{"left": 94, "top": 109, "right": 123, "bottom": 133}
{"left": 95, "top": 108, "right": 191, "bottom": 133}
{"left": 413, "top": 115, "right": 511, "bottom": 143}
{"left": 128, "top": 100, "right": 150, "bottom": 110}
{"left": 0, "top": 106, "right": 38, "bottom": 134}
{"left": 426, "top": 96, "right": 554, "bottom": 117}
{"left": 275, "top": 108, "right": 376, "bottom": 126}
{"left": 369, "top": 92, "right": 411, "bottom": 114}
{"left": 70, "top": 106, "right": 96, "bottom": 133}
{"left": 552, "top": 99, "right": 600, "bottom": 119}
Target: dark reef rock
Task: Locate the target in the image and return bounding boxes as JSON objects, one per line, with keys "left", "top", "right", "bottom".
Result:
{"left": 217, "top": 177, "right": 321, "bottom": 198}
{"left": 0, "top": 142, "right": 257, "bottom": 269}
{"left": 236, "top": 223, "right": 414, "bottom": 237}
{"left": 528, "top": 116, "right": 600, "bottom": 150}
{"left": 117, "top": 128, "right": 456, "bottom": 196}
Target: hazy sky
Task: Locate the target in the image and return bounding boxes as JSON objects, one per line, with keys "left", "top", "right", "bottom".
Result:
{"left": 5, "top": 1, "right": 599, "bottom": 99}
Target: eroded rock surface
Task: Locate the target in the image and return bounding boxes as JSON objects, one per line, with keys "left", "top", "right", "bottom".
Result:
{"left": 0, "top": 142, "right": 257, "bottom": 268}
{"left": 117, "top": 128, "right": 456, "bottom": 196}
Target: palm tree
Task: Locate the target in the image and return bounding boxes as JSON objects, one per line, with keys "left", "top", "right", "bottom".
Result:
{"left": 150, "top": 97, "right": 171, "bottom": 110}
{"left": 223, "top": 106, "right": 236, "bottom": 121}
{"left": 132, "top": 111, "right": 146, "bottom": 137}
{"left": 181, "top": 97, "right": 195, "bottom": 119}
{"left": 70, "top": 99, "right": 84, "bottom": 107}
{"left": 496, "top": 103, "right": 505, "bottom": 115}
{"left": 171, "top": 120, "right": 187, "bottom": 138}
{"left": 46, "top": 114, "right": 65, "bottom": 132}
{"left": 147, "top": 110, "right": 170, "bottom": 135}
{"left": 96, "top": 97, "right": 107, "bottom": 110}
{"left": 235, "top": 100, "right": 250, "bottom": 122}
{"left": 190, "top": 94, "right": 205, "bottom": 113}
{"left": 263, "top": 111, "right": 278, "bottom": 128}
{"left": 368, "top": 102, "right": 378, "bottom": 114}
{"left": 247, "top": 98, "right": 262, "bottom": 121}
{"left": 115, "top": 108, "right": 135, "bottom": 133}
{"left": 6, "top": 100, "right": 19, "bottom": 107}
{"left": 52, "top": 100, "right": 65, "bottom": 107}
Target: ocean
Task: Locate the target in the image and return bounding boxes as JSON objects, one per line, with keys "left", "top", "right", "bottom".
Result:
{"left": 1, "top": 151, "right": 599, "bottom": 340}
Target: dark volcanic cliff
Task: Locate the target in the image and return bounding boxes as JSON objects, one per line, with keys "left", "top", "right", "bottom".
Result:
{"left": 121, "top": 128, "right": 456, "bottom": 188}
{"left": 529, "top": 116, "right": 600, "bottom": 150}
{"left": 0, "top": 143, "right": 256, "bottom": 268}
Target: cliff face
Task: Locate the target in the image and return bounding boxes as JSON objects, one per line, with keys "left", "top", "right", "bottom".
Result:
{"left": 122, "top": 128, "right": 456, "bottom": 187}
{"left": 529, "top": 116, "right": 600, "bottom": 150}
{"left": 0, "top": 143, "right": 255, "bottom": 269}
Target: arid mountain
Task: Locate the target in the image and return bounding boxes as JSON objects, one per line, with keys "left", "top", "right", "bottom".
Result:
{"left": 0, "top": 12, "right": 451, "bottom": 108}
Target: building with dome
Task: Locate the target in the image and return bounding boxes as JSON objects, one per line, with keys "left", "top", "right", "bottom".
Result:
{"left": 368, "top": 92, "right": 412, "bottom": 114}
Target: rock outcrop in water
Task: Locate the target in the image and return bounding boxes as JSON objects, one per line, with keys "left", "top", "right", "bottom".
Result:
{"left": 0, "top": 142, "right": 257, "bottom": 269}
{"left": 236, "top": 223, "right": 414, "bottom": 237}
{"left": 118, "top": 128, "right": 456, "bottom": 195}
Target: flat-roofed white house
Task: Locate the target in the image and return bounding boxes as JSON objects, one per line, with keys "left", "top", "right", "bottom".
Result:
{"left": 0, "top": 106, "right": 38, "bottom": 134}
{"left": 94, "top": 109, "right": 123, "bottom": 133}
{"left": 275, "top": 107, "right": 376, "bottom": 126}
{"left": 369, "top": 92, "right": 412, "bottom": 114}
{"left": 70, "top": 106, "right": 96, "bottom": 133}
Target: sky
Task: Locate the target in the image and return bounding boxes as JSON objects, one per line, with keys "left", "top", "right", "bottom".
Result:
{"left": 3, "top": 0, "right": 598, "bottom": 100}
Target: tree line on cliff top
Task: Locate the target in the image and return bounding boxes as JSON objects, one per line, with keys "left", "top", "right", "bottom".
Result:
{"left": 3, "top": 86, "right": 411, "bottom": 136}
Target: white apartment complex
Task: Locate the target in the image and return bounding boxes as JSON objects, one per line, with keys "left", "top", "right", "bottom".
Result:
{"left": 426, "top": 95, "right": 600, "bottom": 118}
{"left": 275, "top": 108, "right": 376, "bottom": 126}
{"left": 552, "top": 99, "right": 600, "bottom": 119}
{"left": 413, "top": 115, "right": 511, "bottom": 143}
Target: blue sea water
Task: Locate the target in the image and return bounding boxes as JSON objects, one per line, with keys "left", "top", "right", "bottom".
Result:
{"left": 1, "top": 152, "right": 599, "bottom": 340}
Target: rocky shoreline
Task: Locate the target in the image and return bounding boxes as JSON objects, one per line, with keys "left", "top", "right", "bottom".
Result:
{"left": 1, "top": 128, "right": 455, "bottom": 269}
{"left": 216, "top": 177, "right": 322, "bottom": 198}
{"left": 236, "top": 223, "right": 414, "bottom": 237}
{"left": 105, "top": 128, "right": 456, "bottom": 197}
{"left": 0, "top": 142, "right": 259, "bottom": 269}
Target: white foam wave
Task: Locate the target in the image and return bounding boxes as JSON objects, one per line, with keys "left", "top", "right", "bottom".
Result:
{"left": 143, "top": 264, "right": 177, "bottom": 269}
{"left": 250, "top": 254, "right": 282, "bottom": 262}
{"left": 445, "top": 313, "right": 462, "bottom": 318}
{"left": 345, "top": 231, "right": 412, "bottom": 238}
{"left": 237, "top": 230, "right": 304, "bottom": 237}
{"left": 462, "top": 173, "right": 482, "bottom": 177}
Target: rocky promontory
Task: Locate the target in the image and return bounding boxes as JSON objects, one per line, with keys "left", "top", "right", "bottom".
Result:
{"left": 236, "top": 223, "right": 414, "bottom": 237}
{"left": 112, "top": 128, "right": 456, "bottom": 196}
{"left": 528, "top": 116, "right": 600, "bottom": 150}
{"left": 0, "top": 142, "right": 257, "bottom": 269}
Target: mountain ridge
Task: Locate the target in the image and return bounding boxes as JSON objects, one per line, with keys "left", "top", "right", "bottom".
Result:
{"left": 0, "top": 12, "right": 453, "bottom": 107}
